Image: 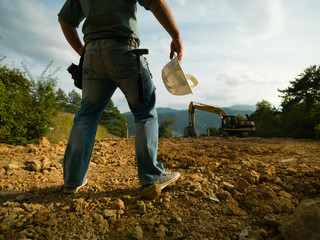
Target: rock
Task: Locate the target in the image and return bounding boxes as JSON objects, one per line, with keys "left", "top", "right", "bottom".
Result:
{"left": 264, "top": 214, "right": 280, "bottom": 228}
{"left": 155, "top": 224, "right": 167, "bottom": 238}
{"left": 25, "top": 160, "right": 42, "bottom": 172}
{"left": 132, "top": 225, "right": 143, "bottom": 240}
{"left": 137, "top": 201, "right": 146, "bottom": 214}
{"left": 172, "top": 230, "right": 183, "bottom": 239}
{"left": 102, "top": 209, "right": 117, "bottom": 219}
{"left": 280, "top": 158, "right": 297, "bottom": 163}
{"left": 234, "top": 177, "right": 250, "bottom": 192}
{"left": 209, "top": 194, "right": 220, "bottom": 202}
{"left": 259, "top": 166, "right": 275, "bottom": 181}
{"left": 244, "top": 185, "right": 280, "bottom": 214}
{"left": 4, "top": 163, "right": 20, "bottom": 170}
{"left": 220, "top": 181, "right": 234, "bottom": 193}
{"left": 139, "top": 184, "right": 161, "bottom": 200}
{"left": 222, "top": 200, "right": 245, "bottom": 216}
{"left": 280, "top": 198, "right": 320, "bottom": 240}
{"left": 279, "top": 197, "right": 294, "bottom": 213}
{"left": 41, "top": 156, "right": 51, "bottom": 169}
{"left": 73, "top": 198, "right": 89, "bottom": 212}
{"left": 239, "top": 227, "right": 264, "bottom": 240}
{"left": 198, "top": 210, "right": 212, "bottom": 220}
{"left": 215, "top": 189, "right": 232, "bottom": 201}
{"left": 0, "top": 191, "right": 22, "bottom": 197}
{"left": 242, "top": 170, "right": 260, "bottom": 184}
{"left": 39, "top": 137, "right": 50, "bottom": 146}
{"left": 194, "top": 189, "right": 207, "bottom": 198}
{"left": 112, "top": 198, "right": 125, "bottom": 210}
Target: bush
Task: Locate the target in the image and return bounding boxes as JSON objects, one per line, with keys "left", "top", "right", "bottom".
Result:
{"left": 0, "top": 62, "right": 58, "bottom": 145}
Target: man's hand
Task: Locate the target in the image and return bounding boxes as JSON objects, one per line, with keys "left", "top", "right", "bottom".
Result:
{"left": 170, "top": 38, "right": 183, "bottom": 61}
{"left": 149, "top": 0, "right": 183, "bottom": 61}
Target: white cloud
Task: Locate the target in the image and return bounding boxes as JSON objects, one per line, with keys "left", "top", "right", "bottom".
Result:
{"left": 234, "top": 0, "right": 285, "bottom": 45}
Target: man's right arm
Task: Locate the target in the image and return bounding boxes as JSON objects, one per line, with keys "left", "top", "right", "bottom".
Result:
{"left": 149, "top": 0, "right": 183, "bottom": 61}
{"left": 58, "top": 17, "right": 84, "bottom": 56}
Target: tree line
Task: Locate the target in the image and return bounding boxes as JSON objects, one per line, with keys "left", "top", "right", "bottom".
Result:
{"left": 1, "top": 61, "right": 319, "bottom": 144}
{"left": 251, "top": 65, "right": 320, "bottom": 139}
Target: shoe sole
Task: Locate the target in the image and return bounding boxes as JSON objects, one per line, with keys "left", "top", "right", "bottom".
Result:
{"left": 63, "top": 180, "right": 88, "bottom": 194}
{"left": 160, "top": 172, "right": 181, "bottom": 190}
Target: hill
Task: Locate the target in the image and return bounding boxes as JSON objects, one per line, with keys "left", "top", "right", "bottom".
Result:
{"left": 45, "top": 112, "right": 112, "bottom": 144}
{"left": 124, "top": 105, "right": 255, "bottom": 137}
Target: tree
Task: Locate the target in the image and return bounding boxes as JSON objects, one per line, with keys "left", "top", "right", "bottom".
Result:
{"left": 56, "top": 88, "right": 68, "bottom": 110}
{"left": 66, "top": 90, "right": 81, "bottom": 113}
{"left": 208, "top": 126, "right": 219, "bottom": 136}
{"left": 250, "top": 100, "right": 282, "bottom": 137}
{"left": 278, "top": 65, "right": 320, "bottom": 138}
{"left": 100, "top": 100, "right": 128, "bottom": 137}
{"left": 159, "top": 118, "right": 176, "bottom": 138}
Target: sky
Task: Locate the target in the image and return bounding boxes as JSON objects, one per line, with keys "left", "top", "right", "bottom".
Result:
{"left": 0, "top": 0, "right": 319, "bottom": 113}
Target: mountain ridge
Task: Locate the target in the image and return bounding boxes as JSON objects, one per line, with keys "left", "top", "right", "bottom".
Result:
{"left": 124, "top": 104, "right": 256, "bottom": 137}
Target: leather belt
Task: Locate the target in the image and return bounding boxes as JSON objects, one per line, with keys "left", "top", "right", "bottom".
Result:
{"left": 117, "top": 38, "right": 139, "bottom": 48}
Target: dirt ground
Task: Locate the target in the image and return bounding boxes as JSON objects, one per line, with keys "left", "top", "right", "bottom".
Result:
{"left": 0, "top": 136, "right": 319, "bottom": 240}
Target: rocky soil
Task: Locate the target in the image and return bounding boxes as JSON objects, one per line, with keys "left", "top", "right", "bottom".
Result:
{"left": 0, "top": 137, "right": 320, "bottom": 240}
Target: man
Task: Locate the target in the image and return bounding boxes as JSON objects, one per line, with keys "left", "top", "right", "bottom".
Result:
{"left": 58, "top": 0, "right": 183, "bottom": 194}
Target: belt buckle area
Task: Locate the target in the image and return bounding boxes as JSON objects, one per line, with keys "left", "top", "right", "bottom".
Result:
{"left": 129, "top": 39, "right": 139, "bottom": 48}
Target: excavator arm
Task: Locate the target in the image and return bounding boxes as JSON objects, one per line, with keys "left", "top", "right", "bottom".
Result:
{"left": 185, "top": 102, "right": 228, "bottom": 137}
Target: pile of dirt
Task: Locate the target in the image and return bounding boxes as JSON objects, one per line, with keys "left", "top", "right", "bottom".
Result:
{"left": 0, "top": 137, "right": 319, "bottom": 240}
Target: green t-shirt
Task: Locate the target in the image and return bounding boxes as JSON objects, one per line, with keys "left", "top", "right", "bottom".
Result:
{"left": 58, "top": 0, "right": 152, "bottom": 43}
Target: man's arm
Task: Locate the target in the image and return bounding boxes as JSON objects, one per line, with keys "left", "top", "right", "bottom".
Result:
{"left": 58, "top": 17, "right": 84, "bottom": 56}
{"left": 149, "top": 0, "right": 183, "bottom": 61}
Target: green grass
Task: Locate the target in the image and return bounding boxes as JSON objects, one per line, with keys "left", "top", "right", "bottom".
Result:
{"left": 46, "top": 112, "right": 112, "bottom": 144}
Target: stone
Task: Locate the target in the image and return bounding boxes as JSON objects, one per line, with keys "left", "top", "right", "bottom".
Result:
{"left": 242, "top": 170, "right": 260, "bottom": 184}
{"left": 39, "top": 137, "right": 50, "bottom": 146}
{"left": 244, "top": 185, "right": 280, "bottom": 214}
{"left": 234, "top": 177, "right": 250, "bottom": 192}
{"left": 112, "top": 198, "right": 125, "bottom": 210}
{"left": 132, "top": 225, "right": 143, "bottom": 240}
{"left": 155, "top": 224, "right": 167, "bottom": 238}
{"left": 280, "top": 198, "right": 320, "bottom": 240}
{"left": 239, "top": 227, "right": 264, "bottom": 240}
{"left": 264, "top": 214, "right": 280, "bottom": 228}
{"left": 102, "top": 209, "right": 117, "bottom": 219}
{"left": 259, "top": 166, "right": 275, "bottom": 181}
{"left": 5, "top": 163, "right": 20, "bottom": 170}
{"left": 198, "top": 210, "right": 212, "bottom": 220}
{"left": 25, "top": 160, "right": 42, "bottom": 172}
{"left": 41, "top": 156, "right": 51, "bottom": 169}
{"left": 137, "top": 201, "right": 146, "bottom": 214}
{"left": 194, "top": 189, "right": 207, "bottom": 198}
{"left": 215, "top": 189, "right": 232, "bottom": 201}
{"left": 0, "top": 191, "right": 22, "bottom": 197}
{"left": 279, "top": 197, "right": 294, "bottom": 213}
{"left": 139, "top": 184, "right": 161, "bottom": 200}
{"left": 222, "top": 200, "right": 245, "bottom": 216}
{"left": 209, "top": 194, "right": 220, "bottom": 202}
{"left": 220, "top": 181, "right": 234, "bottom": 193}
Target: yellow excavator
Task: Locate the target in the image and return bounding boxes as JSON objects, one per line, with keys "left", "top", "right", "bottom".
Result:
{"left": 184, "top": 102, "right": 255, "bottom": 137}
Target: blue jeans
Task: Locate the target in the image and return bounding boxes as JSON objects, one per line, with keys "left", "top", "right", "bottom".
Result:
{"left": 63, "top": 39, "right": 164, "bottom": 188}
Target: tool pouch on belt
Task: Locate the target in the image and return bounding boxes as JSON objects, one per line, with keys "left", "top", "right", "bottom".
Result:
{"left": 67, "top": 52, "right": 84, "bottom": 89}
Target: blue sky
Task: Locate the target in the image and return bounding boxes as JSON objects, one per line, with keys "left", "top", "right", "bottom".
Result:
{"left": 1, "top": 0, "right": 319, "bottom": 113}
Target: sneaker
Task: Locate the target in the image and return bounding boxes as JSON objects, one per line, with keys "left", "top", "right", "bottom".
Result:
{"left": 155, "top": 172, "right": 181, "bottom": 190}
{"left": 63, "top": 179, "right": 88, "bottom": 194}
